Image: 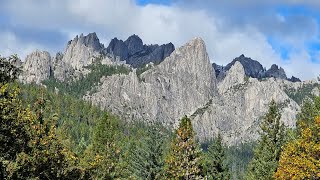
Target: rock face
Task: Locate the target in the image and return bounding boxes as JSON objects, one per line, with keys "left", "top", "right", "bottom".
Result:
{"left": 85, "top": 39, "right": 303, "bottom": 145}
{"left": 218, "top": 61, "right": 245, "bottom": 94}
{"left": 212, "top": 63, "right": 226, "bottom": 81}
{"left": 52, "top": 52, "right": 75, "bottom": 81}
{"left": 85, "top": 37, "right": 216, "bottom": 127}
{"left": 20, "top": 50, "right": 52, "bottom": 84}
{"left": 213, "top": 54, "right": 301, "bottom": 83}
{"left": 19, "top": 34, "right": 315, "bottom": 146}
{"left": 224, "top": 54, "right": 264, "bottom": 78}
{"left": 106, "top": 34, "right": 175, "bottom": 68}
{"left": 21, "top": 33, "right": 174, "bottom": 83}
{"left": 193, "top": 62, "right": 300, "bottom": 145}
{"left": 62, "top": 33, "right": 104, "bottom": 70}
{"left": 265, "top": 64, "right": 287, "bottom": 80}
{"left": 288, "top": 76, "right": 301, "bottom": 82}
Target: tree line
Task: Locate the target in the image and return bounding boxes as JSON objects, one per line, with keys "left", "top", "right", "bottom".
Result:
{"left": 1, "top": 55, "right": 319, "bottom": 179}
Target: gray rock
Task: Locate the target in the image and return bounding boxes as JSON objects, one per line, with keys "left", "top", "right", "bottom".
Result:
{"left": 85, "top": 37, "right": 216, "bottom": 128}
{"left": 288, "top": 76, "right": 301, "bottom": 82}
{"left": 218, "top": 61, "right": 245, "bottom": 94}
{"left": 86, "top": 41, "right": 302, "bottom": 145}
{"left": 193, "top": 62, "right": 299, "bottom": 145}
{"left": 52, "top": 52, "right": 75, "bottom": 81}
{"left": 20, "top": 50, "right": 52, "bottom": 84}
{"left": 265, "top": 64, "right": 287, "bottom": 80}
{"left": 105, "top": 34, "right": 175, "bottom": 68}
{"left": 224, "top": 54, "right": 264, "bottom": 79}
{"left": 63, "top": 33, "right": 103, "bottom": 70}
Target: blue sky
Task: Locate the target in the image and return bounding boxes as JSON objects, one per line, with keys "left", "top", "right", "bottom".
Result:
{"left": 0, "top": 0, "right": 320, "bottom": 79}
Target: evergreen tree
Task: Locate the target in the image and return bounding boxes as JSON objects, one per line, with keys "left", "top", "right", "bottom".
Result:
{"left": 274, "top": 116, "right": 320, "bottom": 179}
{"left": 246, "top": 100, "right": 285, "bottom": 180}
{"left": 202, "top": 134, "right": 230, "bottom": 179}
{"left": 127, "top": 123, "right": 169, "bottom": 179}
{"left": 0, "top": 54, "right": 21, "bottom": 84}
{"left": 164, "top": 116, "right": 203, "bottom": 179}
{"left": 296, "top": 97, "right": 320, "bottom": 132}
{"left": 0, "top": 84, "right": 32, "bottom": 179}
{"left": 84, "top": 114, "right": 127, "bottom": 179}
{"left": 0, "top": 84, "right": 82, "bottom": 179}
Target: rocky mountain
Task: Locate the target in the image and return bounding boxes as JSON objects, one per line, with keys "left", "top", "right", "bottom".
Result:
{"left": 265, "top": 64, "right": 287, "bottom": 79}
{"left": 193, "top": 62, "right": 299, "bottom": 144}
{"left": 18, "top": 33, "right": 318, "bottom": 145}
{"left": 19, "top": 33, "right": 174, "bottom": 82}
{"left": 19, "top": 50, "right": 52, "bottom": 84}
{"left": 213, "top": 54, "right": 301, "bottom": 82}
{"left": 225, "top": 54, "right": 264, "bottom": 79}
{"left": 106, "top": 34, "right": 175, "bottom": 68}
{"left": 85, "top": 38, "right": 216, "bottom": 127}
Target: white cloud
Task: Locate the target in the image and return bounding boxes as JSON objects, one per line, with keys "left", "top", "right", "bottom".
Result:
{"left": 283, "top": 50, "right": 320, "bottom": 79}
{"left": 0, "top": 31, "right": 46, "bottom": 60}
{"left": 1, "top": 0, "right": 319, "bottom": 79}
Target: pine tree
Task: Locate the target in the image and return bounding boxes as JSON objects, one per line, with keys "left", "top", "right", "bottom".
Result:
{"left": 274, "top": 116, "right": 320, "bottom": 179}
{"left": 127, "top": 123, "right": 169, "bottom": 179}
{"left": 202, "top": 134, "right": 230, "bottom": 179}
{"left": 0, "top": 82, "right": 83, "bottom": 179}
{"left": 0, "top": 54, "right": 21, "bottom": 84}
{"left": 84, "top": 114, "right": 127, "bottom": 179}
{"left": 164, "top": 116, "right": 203, "bottom": 179}
{"left": 296, "top": 97, "right": 320, "bottom": 132}
{"left": 246, "top": 100, "right": 285, "bottom": 180}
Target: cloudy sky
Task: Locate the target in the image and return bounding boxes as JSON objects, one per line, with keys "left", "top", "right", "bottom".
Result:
{"left": 0, "top": 0, "right": 319, "bottom": 79}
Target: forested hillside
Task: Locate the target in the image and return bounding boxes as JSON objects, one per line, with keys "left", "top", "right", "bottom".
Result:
{"left": 1, "top": 55, "right": 319, "bottom": 179}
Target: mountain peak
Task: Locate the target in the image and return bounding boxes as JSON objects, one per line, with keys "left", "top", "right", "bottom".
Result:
{"left": 225, "top": 54, "right": 264, "bottom": 78}
{"left": 265, "top": 64, "right": 287, "bottom": 80}
{"left": 124, "top": 34, "right": 144, "bottom": 55}
{"left": 106, "top": 34, "right": 175, "bottom": 67}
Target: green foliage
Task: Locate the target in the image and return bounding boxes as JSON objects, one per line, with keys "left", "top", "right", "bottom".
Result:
{"left": 43, "top": 62, "right": 131, "bottom": 98}
{"left": 226, "top": 142, "right": 256, "bottom": 180}
{"left": 126, "top": 123, "right": 171, "bottom": 179}
{"left": 244, "top": 76, "right": 250, "bottom": 82}
{"left": 18, "top": 83, "right": 105, "bottom": 155}
{"left": 275, "top": 116, "right": 320, "bottom": 179}
{"left": 83, "top": 114, "right": 128, "bottom": 179}
{"left": 202, "top": 134, "right": 230, "bottom": 180}
{"left": 246, "top": 100, "right": 286, "bottom": 180}
{"left": 0, "top": 84, "right": 83, "bottom": 179}
{"left": 285, "top": 84, "right": 320, "bottom": 105}
{"left": 296, "top": 96, "right": 320, "bottom": 132}
{"left": 164, "top": 116, "right": 203, "bottom": 179}
{"left": 0, "top": 55, "right": 21, "bottom": 85}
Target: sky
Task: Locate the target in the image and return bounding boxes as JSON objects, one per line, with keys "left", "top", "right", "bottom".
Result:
{"left": 0, "top": 0, "right": 320, "bottom": 80}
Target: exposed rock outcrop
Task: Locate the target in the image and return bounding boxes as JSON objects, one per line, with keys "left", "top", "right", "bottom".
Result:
{"left": 20, "top": 50, "right": 52, "bottom": 84}
{"left": 218, "top": 61, "right": 245, "bottom": 94}
{"left": 287, "top": 76, "right": 301, "bottom": 82}
{"left": 224, "top": 54, "right": 264, "bottom": 78}
{"left": 52, "top": 52, "right": 75, "bottom": 81}
{"left": 193, "top": 62, "right": 299, "bottom": 145}
{"left": 85, "top": 37, "right": 216, "bottom": 127}
{"left": 62, "top": 33, "right": 104, "bottom": 70}
{"left": 106, "top": 34, "right": 175, "bottom": 68}
{"left": 18, "top": 34, "right": 314, "bottom": 145}
{"left": 213, "top": 54, "right": 301, "bottom": 83}
{"left": 265, "top": 64, "right": 287, "bottom": 80}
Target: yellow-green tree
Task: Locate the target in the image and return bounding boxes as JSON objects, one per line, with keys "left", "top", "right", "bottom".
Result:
{"left": 0, "top": 84, "right": 83, "bottom": 179}
{"left": 274, "top": 116, "right": 320, "bottom": 179}
{"left": 164, "top": 116, "right": 203, "bottom": 179}
{"left": 82, "top": 114, "right": 128, "bottom": 179}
